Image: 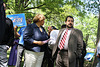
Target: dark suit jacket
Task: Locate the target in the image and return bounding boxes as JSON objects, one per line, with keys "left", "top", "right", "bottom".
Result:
{"left": 0, "top": 18, "right": 14, "bottom": 46}
{"left": 52, "top": 28, "right": 83, "bottom": 63}
{"left": 0, "top": 0, "right": 6, "bottom": 42}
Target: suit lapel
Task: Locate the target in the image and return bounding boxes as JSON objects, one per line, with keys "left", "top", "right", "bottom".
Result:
{"left": 57, "top": 28, "right": 75, "bottom": 44}
{"left": 54, "top": 28, "right": 65, "bottom": 49}
{"left": 52, "top": 28, "right": 65, "bottom": 56}
{"left": 56, "top": 28, "right": 65, "bottom": 43}
{"left": 68, "top": 28, "right": 74, "bottom": 43}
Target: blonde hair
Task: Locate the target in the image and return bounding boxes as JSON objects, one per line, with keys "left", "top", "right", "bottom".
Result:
{"left": 33, "top": 14, "right": 45, "bottom": 23}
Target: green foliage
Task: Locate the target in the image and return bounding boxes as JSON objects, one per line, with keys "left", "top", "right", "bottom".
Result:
{"left": 4, "top": 0, "right": 99, "bottom": 49}
{"left": 85, "top": 0, "right": 99, "bottom": 15}
{"left": 44, "top": 4, "right": 81, "bottom": 30}
{"left": 4, "top": 0, "right": 86, "bottom": 19}
{"left": 75, "top": 13, "right": 98, "bottom": 48}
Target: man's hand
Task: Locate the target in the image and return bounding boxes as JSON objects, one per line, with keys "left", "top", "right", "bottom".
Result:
{"left": 6, "top": 45, "right": 10, "bottom": 50}
{"left": 97, "top": 54, "right": 100, "bottom": 58}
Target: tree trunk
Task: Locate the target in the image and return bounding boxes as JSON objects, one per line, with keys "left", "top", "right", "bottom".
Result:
{"left": 85, "top": 34, "right": 89, "bottom": 46}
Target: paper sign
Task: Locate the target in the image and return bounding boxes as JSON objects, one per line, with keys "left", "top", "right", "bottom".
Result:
{"left": 7, "top": 13, "right": 26, "bottom": 27}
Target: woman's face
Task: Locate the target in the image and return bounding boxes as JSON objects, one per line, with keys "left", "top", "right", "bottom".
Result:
{"left": 40, "top": 20, "right": 45, "bottom": 26}
{"left": 38, "top": 15, "right": 45, "bottom": 26}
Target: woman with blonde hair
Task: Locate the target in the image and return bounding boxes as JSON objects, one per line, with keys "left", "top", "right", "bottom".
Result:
{"left": 23, "top": 14, "right": 49, "bottom": 67}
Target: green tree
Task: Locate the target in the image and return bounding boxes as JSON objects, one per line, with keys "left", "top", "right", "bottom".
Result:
{"left": 84, "top": 0, "right": 100, "bottom": 66}
{"left": 3, "top": 0, "right": 64, "bottom": 18}
{"left": 3, "top": 0, "right": 86, "bottom": 19}
{"left": 75, "top": 13, "right": 98, "bottom": 48}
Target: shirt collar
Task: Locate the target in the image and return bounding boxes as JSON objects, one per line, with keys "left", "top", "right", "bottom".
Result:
{"left": 32, "top": 23, "right": 40, "bottom": 28}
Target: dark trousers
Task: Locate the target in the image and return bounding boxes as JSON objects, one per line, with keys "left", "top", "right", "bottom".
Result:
{"left": 55, "top": 50, "right": 76, "bottom": 67}
{"left": 76, "top": 57, "right": 84, "bottom": 67}
{"left": 41, "top": 48, "right": 54, "bottom": 67}
{"left": 55, "top": 50, "right": 69, "bottom": 67}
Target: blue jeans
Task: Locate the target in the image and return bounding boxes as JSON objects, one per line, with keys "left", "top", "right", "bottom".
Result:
{"left": 96, "top": 58, "right": 100, "bottom": 67}
{"left": 0, "top": 45, "right": 8, "bottom": 67}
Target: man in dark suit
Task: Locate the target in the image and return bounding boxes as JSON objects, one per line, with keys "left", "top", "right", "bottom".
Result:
{"left": 0, "top": 0, "right": 6, "bottom": 42}
{"left": 0, "top": 2, "right": 14, "bottom": 67}
{"left": 52, "top": 16, "right": 83, "bottom": 67}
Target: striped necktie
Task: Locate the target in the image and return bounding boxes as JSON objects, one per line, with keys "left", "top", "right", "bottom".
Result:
{"left": 59, "top": 29, "right": 68, "bottom": 50}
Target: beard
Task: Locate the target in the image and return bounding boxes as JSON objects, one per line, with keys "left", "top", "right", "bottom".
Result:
{"left": 66, "top": 24, "right": 73, "bottom": 28}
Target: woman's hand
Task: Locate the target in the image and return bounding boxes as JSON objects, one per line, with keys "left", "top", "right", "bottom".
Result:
{"left": 33, "top": 40, "right": 45, "bottom": 45}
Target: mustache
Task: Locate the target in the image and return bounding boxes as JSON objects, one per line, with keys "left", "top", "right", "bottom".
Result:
{"left": 68, "top": 23, "right": 72, "bottom": 25}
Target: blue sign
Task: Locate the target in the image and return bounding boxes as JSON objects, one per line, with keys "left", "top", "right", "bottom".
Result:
{"left": 7, "top": 13, "right": 26, "bottom": 27}
{"left": 84, "top": 53, "right": 94, "bottom": 61}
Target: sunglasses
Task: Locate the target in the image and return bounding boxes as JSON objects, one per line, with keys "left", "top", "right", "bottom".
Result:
{"left": 29, "top": 21, "right": 32, "bottom": 22}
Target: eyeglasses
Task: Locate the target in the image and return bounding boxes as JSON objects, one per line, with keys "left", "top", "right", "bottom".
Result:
{"left": 29, "top": 21, "right": 32, "bottom": 22}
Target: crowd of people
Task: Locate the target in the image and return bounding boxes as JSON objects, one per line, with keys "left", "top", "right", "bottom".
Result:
{"left": 1, "top": 1, "right": 100, "bottom": 67}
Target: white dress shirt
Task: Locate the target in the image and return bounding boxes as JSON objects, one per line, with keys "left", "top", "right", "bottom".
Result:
{"left": 48, "top": 30, "right": 59, "bottom": 49}
{"left": 48, "top": 30, "right": 59, "bottom": 45}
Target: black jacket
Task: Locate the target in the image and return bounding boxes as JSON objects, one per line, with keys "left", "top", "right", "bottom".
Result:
{"left": 0, "top": 18, "right": 14, "bottom": 46}
{"left": 82, "top": 41, "right": 87, "bottom": 57}
{"left": 0, "top": 0, "right": 6, "bottom": 42}
{"left": 23, "top": 23, "right": 49, "bottom": 52}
